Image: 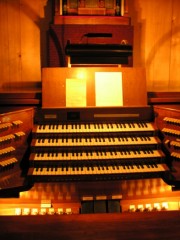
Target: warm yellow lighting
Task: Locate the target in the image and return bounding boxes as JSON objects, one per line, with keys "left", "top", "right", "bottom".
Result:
{"left": 154, "top": 203, "right": 161, "bottom": 211}
{"left": 137, "top": 204, "right": 144, "bottom": 212}
{"left": 41, "top": 199, "right": 51, "bottom": 208}
{"left": 66, "top": 78, "right": 86, "bottom": 107}
{"left": 145, "top": 204, "right": 152, "bottom": 211}
{"left": 22, "top": 208, "right": 30, "bottom": 215}
{"left": 57, "top": 208, "right": 64, "bottom": 215}
{"left": 129, "top": 205, "right": 135, "bottom": 212}
{"left": 48, "top": 208, "right": 55, "bottom": 215}
{"left": 40, "top": 208, "right": 46, "bottom": 215}
{"left": 166, "top": 202, "right": 179, "bottom": 210}
{"left": 31, "top": 208, "right": 38, "bottom": 215}
{"left": 162, "top": 202, "right": 168, "bottom": 210}
{"left": 20, "top": 190, "right": 31, "bottom": 199}
{"left": 65, "top": 208, "right": 72, "bottom": 214}
{"left": 15, "top": 208, "right": 21, "bottom": 215}
{"left": 95, "top": 72, "right": 123, "bottom": 107}
{"left": 76, "top": 70, "right": 87, "bottom": 80}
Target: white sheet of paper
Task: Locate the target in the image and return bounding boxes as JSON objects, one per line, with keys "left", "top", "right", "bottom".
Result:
{"left": 95, "top": 72, "right": 123, "bottom": 106}
{"left": 66, "top": 78, "right": 86, "bottom": 107}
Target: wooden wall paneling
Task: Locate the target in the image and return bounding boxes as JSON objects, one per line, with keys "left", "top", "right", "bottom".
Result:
{"left": 6, "top": 0, "right": 22, "bottom": 89}
{"left": 136, "top": 0, "right": 172, "bottom": 91}
{"left": 0, "top": 0, "right": 10, "bottom": 89}
{"left": 130, "top": 0, "right": 180, "bottom": 92}
{"left": 141, "top": 0, "right": 161, "bottom": 91}
{"left": 132, "top": 0, "right": 156, "bottom": 90}
{"left": 19, "top": 0, "right": 41, "bottom": 86}
{"left": 0, "top": 0, "right": 48, "bottom": 91}
{"left": 169, "top": 0, "right": 180, "bottom": 91}
{"left": 149, "top": 0, "right": 172, "bottom": 91}
{"left": 128, "top": 0, "right": 146, "bottom": 67}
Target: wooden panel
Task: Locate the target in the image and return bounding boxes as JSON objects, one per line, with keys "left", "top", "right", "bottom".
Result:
{"left": 131, "top": 0, "right": 173, "bottom": 91}
{"left": 7, "top": 0, "right": 22, "bottom": 88}
{"left": 0, "top": 0, "right": 11, "bottom": 88}
{"left": 148, "top": 92, "right": 180, "bottom": 104}
{"left": 169, "top": 0, "right": 180, "bottom": 91}
{"left": 54, "top": 16, "right": 131, "bottom": 25}
{"left": 130, "top": 0, "right": 180, "bottom": 92}
{"left": 18, "top": 0, "right": 41, "bottom": 84}
{"left": 150, "top": 0, "right": 172, "bottom": 91}
{"left": 42, "top": 67, "right": 147, "bottom": 108}
{"left": 0, "top": 0, "right": 47, "bottom": 90}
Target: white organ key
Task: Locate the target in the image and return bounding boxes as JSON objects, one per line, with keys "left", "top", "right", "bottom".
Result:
{"left": 45, "top": 168, "right": 51, "bottom": 175}
{"left": 32, "top": 168, "right": 37, "bottom": 175}
{"left": 67, "top": 167, "right": 72, "bottom": 175}
{"left": 72, "top": 153, "right": 78, "bottom": 160}
{"left": 81, "top": 167, "right": 89, "bottom": 175}
{"left": 124, "top": 165, "right": 133, "bottom": 173}
{"left": 73, "top": 166, "right": 80, "bottom": 174}
{"left": 38, "top": 168, "right": 43, "bottom": 175}
{"left": 106, "top": 166, "right": 112, "bottom": 174}
{"left": 85, "top": 152, "right": 90, "bottom": 160}
{"left": 154, "top": 164, "right": 165, "bottom": 172}
{"left": 56, "top": 167, "right": 62, "bottom": 175}
{"left": 120, "top": 165, "right": 127, "bottom": 174}
{"left": 132, "top": 165, "right": 143, "bottom": 173}
{"left": 96, "top": 166, "right": 102, "bottom": 174}
{"left": 71, "top": 167, "right": 76, "bottom": 175}
{"left": 92, "top": 166, "right": 98, "bottom": 174}
{"left": 40, "top": 168, "right": 45, "bottom": 175}
{"left": 49, "top": 168, "right": 55, "bottom": 175}
{"left": 61, "top": 167, "right": 67, "bottom": 175}
{"left": 87, "top": 167, "right": 93, "bottom": 175}
{"left": 104, "top": 166, "right": 110, "bottom": 174}
{"left": 84, "top": 167, "right": 90, "bottom": 175}
{"left": 69, "top": 167, "right": 74, "bottom": 175}
{"left": 109, "top": 166, "right": 119, "bottom": 174}
{"left": 141, "top": 165, "right": 151, "bottom": 172}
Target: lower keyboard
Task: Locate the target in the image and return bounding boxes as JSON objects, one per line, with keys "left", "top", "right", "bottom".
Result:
{"left": 27, "top": 163, "right": 169, "bottom": 182}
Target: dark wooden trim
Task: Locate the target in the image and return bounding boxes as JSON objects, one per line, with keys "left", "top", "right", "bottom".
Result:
{"left": 0, "top": 90, "right": 179, "bottom": 106}
{"left": 54, "top": 16, "right": 131, "bottom": 25}
{"left": 0, "top": 89, "right": 41, "bottom": 106}
{"left": 148, "top": 92, "right": 180, "bottom": 104}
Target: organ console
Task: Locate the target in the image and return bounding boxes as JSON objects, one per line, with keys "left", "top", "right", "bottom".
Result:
{"left": 27, "top": 106, "right": 168, "bottom": 184}
{"left": 0, "top": 68, "right": 180, "bottom": 221}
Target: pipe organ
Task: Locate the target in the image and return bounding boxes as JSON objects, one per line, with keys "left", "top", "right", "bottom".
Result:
{"left": 0, "top": 68, "right": 180, "bottom": 216}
